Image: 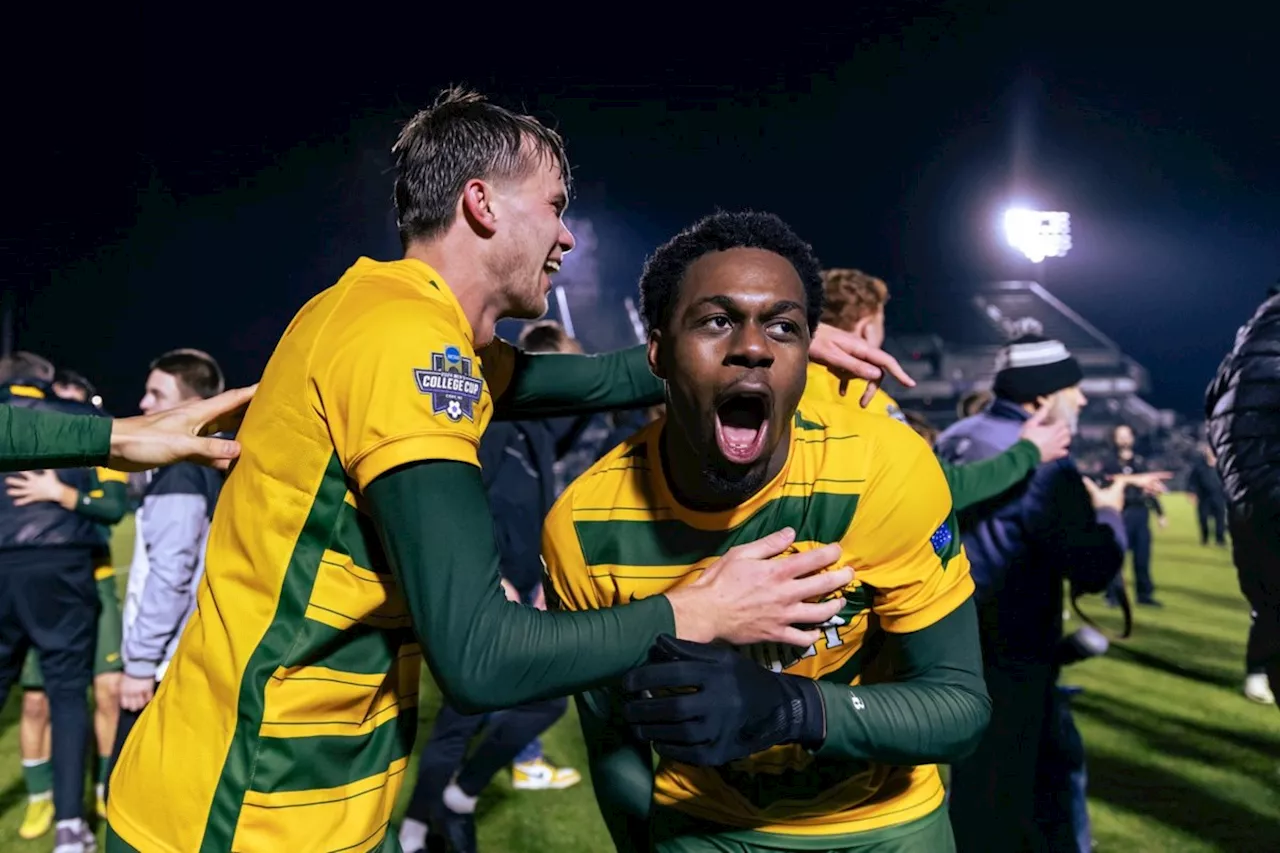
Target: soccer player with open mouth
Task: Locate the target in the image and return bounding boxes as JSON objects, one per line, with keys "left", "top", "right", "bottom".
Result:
{"left": 545, "top": 210, "right": 991, "bottom": 853}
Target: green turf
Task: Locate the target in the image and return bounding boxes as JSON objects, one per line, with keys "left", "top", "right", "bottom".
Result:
{"left": 0, "top": 498, "right": 1276, "bottom": 850}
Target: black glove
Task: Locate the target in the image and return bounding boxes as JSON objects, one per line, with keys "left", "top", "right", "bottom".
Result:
{"left": 620, "top": 634, "right": 826, "bottom": 766}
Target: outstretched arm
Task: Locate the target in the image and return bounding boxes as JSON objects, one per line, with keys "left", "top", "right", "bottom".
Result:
{"left": 366, "top": 460, "right": 675, "bottom": 713}
{"left": 486, "top": 344, "right": 663, "bottom": 420}
{"left": 940, "top": 441, "right": 1040, "bottom": 511}
{"left": 0, "top": 405, "right": 112, "bottom": 471}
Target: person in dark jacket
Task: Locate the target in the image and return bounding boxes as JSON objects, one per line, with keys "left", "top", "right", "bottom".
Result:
{"left": 1206, "top": 286, "right": 1280, "bottom": 711}
{"left": 1102, "top": 424, "right": 1167, "bottom": 607}
{"left": 0, "top": 352, "right": 103, "bottom": 853}
{"left": 1186, "top": 442, "right": 1228, "bottom": 547}
{"left": 936, "top": 334, "right": 1130, "bottom": 853}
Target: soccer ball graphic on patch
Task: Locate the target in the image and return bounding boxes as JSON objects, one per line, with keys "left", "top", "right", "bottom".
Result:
{"left": 445, "top": 399, "right": 463, "bottom": 420}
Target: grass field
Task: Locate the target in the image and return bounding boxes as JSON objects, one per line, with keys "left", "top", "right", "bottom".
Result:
{"left": 0, "top": 497, "right": 1276, "bottom": 851}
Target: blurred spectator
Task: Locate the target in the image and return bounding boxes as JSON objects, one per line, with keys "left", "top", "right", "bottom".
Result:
{"left": 902, "top": 409, "right": 939, "bottom": 446}
{"left": 1206, "top": 284, "right": 1280, "bottom": 714}
{"left": 0, "top": 351, "right": 104, "bottom": 852}
{"left": 937, "top": 334, "right": 1127, "bottom": 853}
{"left": 1186, "top": 442, "right": 1227, "bottom": 547}
{"left": 5, "top": 369, "right": 128, "bottom": 836}
{"left": 1102, "top": 425, "right": 1166, "bottom": 608}
{"left": 108, "top": 350, "right": 225, "bottom": 801}
{"left": 959, "top": 388, "right": 994, "bottom": 419}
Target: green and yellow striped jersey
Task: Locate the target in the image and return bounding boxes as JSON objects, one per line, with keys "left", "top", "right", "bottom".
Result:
{"left": 544, "top": 397, "right": 971, "bottom": 840}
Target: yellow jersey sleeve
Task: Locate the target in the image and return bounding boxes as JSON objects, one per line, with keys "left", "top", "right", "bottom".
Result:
{"left": 314, "top": 296, "right": 486, "bottom": 492}
{"left": 540, "top": 496, "right": 602, "bottom": 614}
{"left": 845, "top": 422, "right": 973, "bottom": 633}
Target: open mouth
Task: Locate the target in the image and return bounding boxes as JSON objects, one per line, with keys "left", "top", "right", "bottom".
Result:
{"left": 541, "top": 258, "right": 561, "bottom": 291}
{"left": 714, "top": 391, "right": 771, "bottom": 465}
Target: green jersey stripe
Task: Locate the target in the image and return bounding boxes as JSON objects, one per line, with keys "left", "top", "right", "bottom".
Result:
{"left": 250, "top": 712, "right": 416, "bottom": 796}
{"left": 574, "top": 492, "right": 859, "bottom": 568}
{"left": 200, "top": 452, "right": 349, "bottom": 852}
{"left": 328, "top": 500, "right": 389, "bottom": 574}
{"left": 281, "top": 620, "right": 417, "bottom": 676}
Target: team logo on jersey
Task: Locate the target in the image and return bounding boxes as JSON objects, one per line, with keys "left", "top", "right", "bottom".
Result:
{"left": 415, "top": 346, "right": 483, "bottom": 422}
{"left": 886, "top": 403, "right": 908, "bottom": 424}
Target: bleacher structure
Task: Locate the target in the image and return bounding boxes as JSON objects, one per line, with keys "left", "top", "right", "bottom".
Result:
{"left": 882, "top": 280, "right": 1176, "bottom": 441}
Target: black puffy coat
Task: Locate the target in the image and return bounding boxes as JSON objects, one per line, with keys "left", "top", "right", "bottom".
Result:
{"left": 1205, "top": 294, "right": 1280, "bottom": 519}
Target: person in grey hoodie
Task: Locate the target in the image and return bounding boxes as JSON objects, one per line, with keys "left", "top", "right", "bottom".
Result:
{"left": 106, "top": 350, "right": 225, "bottom": 801}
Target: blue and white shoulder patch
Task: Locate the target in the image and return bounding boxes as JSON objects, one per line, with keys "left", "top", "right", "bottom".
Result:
{"left": 414, "top": 345, "right": 483, "bottom": 422}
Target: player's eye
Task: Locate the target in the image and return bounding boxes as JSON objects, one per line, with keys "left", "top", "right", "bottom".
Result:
{"left": 769, "top": 319, "right": 801, "bottom": 338}
{"left": 704, "top": 315, "right": 732, "bottom": 330}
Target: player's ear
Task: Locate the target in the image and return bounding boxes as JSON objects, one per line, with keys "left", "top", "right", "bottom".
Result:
{"left": 460, "top": 179, "right": 498, "bottom": 237}
{"left": 852, "top": 316, "right": 872, "bottom": 343}
{"left": 647, "top": 330, "right": 667, "bottom": 381}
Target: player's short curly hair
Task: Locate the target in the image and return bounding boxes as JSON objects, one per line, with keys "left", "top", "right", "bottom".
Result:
{"left": 818, "top": 268, "right": 889, "bottom": 332}
{"left": 638, "top": 211, "right": 824, "bottom": 335}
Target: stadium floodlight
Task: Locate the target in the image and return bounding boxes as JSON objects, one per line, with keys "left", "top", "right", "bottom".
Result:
{"left": 1004, "top": 208, "right": 1072, "bottom": 264}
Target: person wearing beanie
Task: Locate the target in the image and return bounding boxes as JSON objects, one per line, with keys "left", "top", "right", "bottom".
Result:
{"left": 935, "top": 333, "right": 1140, "bottom": 853}
{"left": 809, "top": 274, "right": 1072, "bottom": 511}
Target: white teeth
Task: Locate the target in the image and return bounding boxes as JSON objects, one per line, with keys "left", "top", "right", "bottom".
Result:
{"left": 544, "top": 259, "right": 561, "bottom": 272}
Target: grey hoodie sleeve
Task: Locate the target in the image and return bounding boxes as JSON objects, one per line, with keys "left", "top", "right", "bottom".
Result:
{"left": 123, "top": 469, "right": 210, "bottom": 679}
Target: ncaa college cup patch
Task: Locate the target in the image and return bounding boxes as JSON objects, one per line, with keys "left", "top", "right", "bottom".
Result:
{"left": 415, "top": 346, "right": 483, "bottom": 422}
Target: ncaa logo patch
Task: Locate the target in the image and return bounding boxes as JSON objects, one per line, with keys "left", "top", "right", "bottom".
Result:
{"left": 414, "top": 346, "right": 483, "bottom": 422}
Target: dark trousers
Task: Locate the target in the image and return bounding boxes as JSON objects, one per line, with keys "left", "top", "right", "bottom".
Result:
{"left": 1198, "top": 499, "right": 1227, "bottom": 545}
{"left": 1033, "top": 687, "right": 1092, "bottom": 853}
{"left": 1232, "top": 508, "right": 1280, "bottom": 692}
{"left": 950, "top": 663, "right": 1056, "bottom": 853}
{"left": 406, "top": 696, "right": 568, "bottom": 823}
{"left": 0, "top": 548, "right": 98, "bottom": 820}
{"left": 103, "top": 705, "right": 143, "bottom": 805}
{"left": 1108, "top": 508, "right": 1154, "bottom": 601}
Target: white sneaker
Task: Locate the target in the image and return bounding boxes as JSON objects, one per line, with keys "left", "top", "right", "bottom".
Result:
{"left": 512, "top": 757, "right": 582, "bottom": 790}
{"left": 53, "top": 819, "right": 96, "bottom": 853}
{"left": 1244, "top": 673, "right": 1275, "bottom": 705}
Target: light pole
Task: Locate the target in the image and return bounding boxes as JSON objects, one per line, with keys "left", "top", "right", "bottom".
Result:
{"left": 1004, "top": 208, "right": 1072, "bottom": 285}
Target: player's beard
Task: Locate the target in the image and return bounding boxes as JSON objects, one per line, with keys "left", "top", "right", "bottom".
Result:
{"left": 701, "top": 455, "right": 771, "bottom": 506}
{"left": 490, "top": 229, "right": 551, "bottom": 321}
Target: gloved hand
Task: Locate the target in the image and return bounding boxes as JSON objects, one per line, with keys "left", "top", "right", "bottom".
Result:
{"left": 620, "top": 634, "right": 826, "bottom": 766}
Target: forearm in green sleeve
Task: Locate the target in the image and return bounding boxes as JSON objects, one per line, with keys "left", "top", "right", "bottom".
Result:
{"left": 815, "top": 597, "right": 991, "bottom": 765}
{"left": 494, "top": 345, "right": 663, "bottom": 420}
{"left": 940, "top": 439, "right": 1040, "bottom": 511}
{"left": 365, "top": 459, "right": 676, "bottom": 713}
{"left": 0, "top": 407, "right": 111, "bottom": 472}
{"left": 575, "top": 689, "right": 654, "bottom": 853}
{"left": 76, "top": 480, "right": 129, "bottom": 525}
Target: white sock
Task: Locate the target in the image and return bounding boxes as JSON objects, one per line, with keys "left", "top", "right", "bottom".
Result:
{"left": 443, "top": 782, "right": 477, "bottom": 815}
{"left": 96, "top": 783, "right": 104, "bottom": 800}
{"left": 399, "top": 817, "right": 429, "bottom": 851}
{"left": 55, "top": 817, "right": 86, "bottom": 831}
{"left": 28, "top": 791, "right": 51, "bottom": 803}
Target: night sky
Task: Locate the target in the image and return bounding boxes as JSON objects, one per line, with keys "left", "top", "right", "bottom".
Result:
{"left": 9, "top": 8, "right": 1277, "bottom": 418}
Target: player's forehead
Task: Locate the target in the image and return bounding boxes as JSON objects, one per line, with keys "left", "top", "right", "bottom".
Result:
{"left": 144, "top": 369, "right": 181, "bottom": 395}
{"left": 511, "top": 139, "right": 567, "bottom": 197}
{"left": 675, "top": 248, "right": 806, "bottom": 314}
